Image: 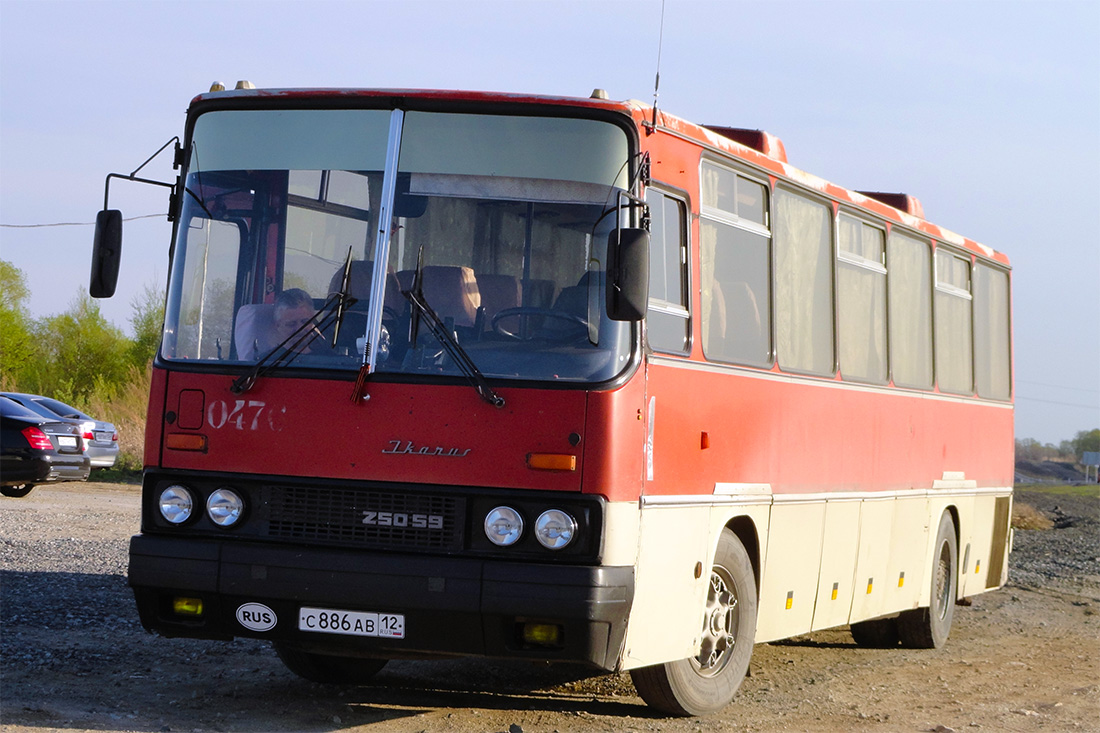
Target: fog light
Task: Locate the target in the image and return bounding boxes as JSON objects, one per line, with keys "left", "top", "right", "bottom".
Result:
{"left": 173, "top": 596, "right": 204, "bottom": 616}
{"left": 207, "top": 488, "right": 244, "bottom": 527}
{"left": 484, "top": 506, "right": 523, "bottom": 546}
{"left": 534, "top": 509, "right": 576, "bottom": 550}
{"left": 522, "top": 622, "right": 562, "bottom": 647}
{"left": 159, "top": 485, "right": 193, "bottom": 524}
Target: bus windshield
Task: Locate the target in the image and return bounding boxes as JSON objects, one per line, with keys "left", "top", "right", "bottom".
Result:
{"left": 161, "top": 108, "right": 635, "bottom": 385}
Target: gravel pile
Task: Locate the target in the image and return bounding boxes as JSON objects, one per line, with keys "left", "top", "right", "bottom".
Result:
{"left": 1009, "top": 489, "right": 1100, "bottom": 593}
{"left": 2, "top": 483, "right": 1098, "bottom": 733}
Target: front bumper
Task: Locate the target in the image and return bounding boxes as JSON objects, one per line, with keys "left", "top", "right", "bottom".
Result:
{"left": 129, "top": 534, "right": 634, "bottom": 670}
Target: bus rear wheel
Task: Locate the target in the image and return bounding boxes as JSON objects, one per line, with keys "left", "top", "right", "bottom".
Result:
{"left": 630, "top": 528, "right": 757, "bottom": 716}
{"left": 850, "top": 616, "right": 900, "bottom": 647}
{"left": 897, "top": 511, "right": 958, "bottom": 649}
{"left": 273, "top": 642, "right": 388, "bottom": 684}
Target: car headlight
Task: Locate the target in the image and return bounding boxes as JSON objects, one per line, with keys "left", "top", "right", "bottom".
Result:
{"left": 484, "top": 506, "right": 523, "bottom": 546}
{"left": 534, "top": 509, "right": 577, "bottom": 550}
{"left": 207, "top": 488, "right": 244, "bottom": 527}
{"left": 159, "top": 485, "right": 193, "bottom": 525}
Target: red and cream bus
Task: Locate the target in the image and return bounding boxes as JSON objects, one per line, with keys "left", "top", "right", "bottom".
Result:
{"left": 91, "top": 84, "right": 1013, "bottom": 716}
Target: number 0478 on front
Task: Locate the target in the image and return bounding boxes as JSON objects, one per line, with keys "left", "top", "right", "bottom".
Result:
{"left": 298, "top": 607, "right": 405, "bottom": 638}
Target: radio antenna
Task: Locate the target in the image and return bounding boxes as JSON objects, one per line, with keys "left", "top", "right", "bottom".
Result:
{"left": 650, "top": 0, "right": 666, "bottom": 132}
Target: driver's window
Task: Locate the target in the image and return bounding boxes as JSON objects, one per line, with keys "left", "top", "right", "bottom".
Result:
{"left": 645, "top": 189, "right": 690, "bottom": 354}
{"left": 170, "top": 218, "right": 241, "bottom": 360}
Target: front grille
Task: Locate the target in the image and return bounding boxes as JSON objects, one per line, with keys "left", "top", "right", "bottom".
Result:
{"left": 265, "top": 486, "right": 463, "bottom": 551}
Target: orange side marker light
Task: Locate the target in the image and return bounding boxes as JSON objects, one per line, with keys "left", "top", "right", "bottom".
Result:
{"left": 526, "top": 453, "right": 576, "bottom": 471}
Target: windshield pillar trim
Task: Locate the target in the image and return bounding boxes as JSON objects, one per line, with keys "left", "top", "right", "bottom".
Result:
{"left": 363, "top": 109, "right": 405, "bottom": 376}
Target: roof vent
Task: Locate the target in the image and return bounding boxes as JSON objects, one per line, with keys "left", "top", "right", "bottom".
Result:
{"left": 857, "top": 192, "right": 925, "bottom": 218}
{"left": 703, "top": 126, "right": 788, "bottom": 163}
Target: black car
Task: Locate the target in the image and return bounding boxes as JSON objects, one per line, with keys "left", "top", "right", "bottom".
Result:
{"left": 0, "top": 396, "right": 91, "bottom": 498}
{"left": 1, "top": 392, "right": 120, "bottom": 468}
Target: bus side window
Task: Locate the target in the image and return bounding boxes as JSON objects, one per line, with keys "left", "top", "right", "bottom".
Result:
{"left": 645, "top": 190, "right": 690, "bottom": 354}
{"left": 934, "top": 248, "right": 974, "bottom": 395}
{"left": 973, "top": 263, "right": 1011, "bottom": 400}
{"left": 700, "top": 162, "right": 771, "bottom": 367}
{"left": 837, "top": 214, "right": 887, "bottom": 384}
{"left": 773, "top": 188, "right": 834, "bottom": 375}
{"left": 887, "top": 231, "right": 933, "bottom": 389}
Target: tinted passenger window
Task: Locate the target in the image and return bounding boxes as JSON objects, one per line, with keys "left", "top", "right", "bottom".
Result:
{"left": 934, "top": 249, "right": 974, "bottom": 395}
{"left": 700, "top": 162, "right": 771, "bottom": 366}
{"left": 973, "top": 263, "right": 1011, "bottom": 400}
{"left": 837, "top": 215, "right": 887, "bottom": 383}
{"left": 773, "top": 188, "right": 833, "bottom": 375}
{"left": 887, "top": 231, "right": 933, "bottom": 389}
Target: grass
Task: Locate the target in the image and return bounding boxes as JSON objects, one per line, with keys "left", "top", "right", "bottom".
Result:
{"left": 1015, "top": 484, "right": 1100, "bottom": 498}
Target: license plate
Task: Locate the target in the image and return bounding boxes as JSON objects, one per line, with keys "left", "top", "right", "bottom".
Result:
{"left": 298, "top": 607, "right": 405, "bottom": 638}
{"left": 57, "top": 436, "right": 78, "bottom": 448}
{"left": 95, "top": 431, "right": 111, "bottom": 442}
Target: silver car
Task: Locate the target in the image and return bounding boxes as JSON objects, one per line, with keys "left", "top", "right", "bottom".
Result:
{"left": 1, "top": 393, "right": 119, "bottom": 468}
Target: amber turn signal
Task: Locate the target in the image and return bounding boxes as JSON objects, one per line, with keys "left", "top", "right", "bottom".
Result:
{"left": 165, "top": 433, "right": 207, "bottom": 451}
{"left": 526, "top": 453, "right": 576, "bottom": 471}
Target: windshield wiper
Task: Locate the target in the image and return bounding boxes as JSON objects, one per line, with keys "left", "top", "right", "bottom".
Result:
{"left": 331, "top": 247, "right": 355, "bottom": 346}
{"left": 403, "top": 250, "right": 505, "bottom": 408}
{"left": 230, "top": 289, "right": 354, "bottom": 395}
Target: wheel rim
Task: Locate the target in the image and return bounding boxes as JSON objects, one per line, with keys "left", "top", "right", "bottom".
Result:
{"left": 933, "top": 539, "right": 952, "bottom": 621}
{"left": 692, "top": 564, "right": 739, "bottom": 677}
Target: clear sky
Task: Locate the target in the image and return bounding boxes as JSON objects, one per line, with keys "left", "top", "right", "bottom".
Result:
{"left": 1, "top": 0, "right": 1097, "bottom": 445}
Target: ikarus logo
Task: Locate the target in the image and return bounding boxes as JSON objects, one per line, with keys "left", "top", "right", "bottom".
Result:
{"left": 236, "top": 602, "right": 277, "bottom": 632}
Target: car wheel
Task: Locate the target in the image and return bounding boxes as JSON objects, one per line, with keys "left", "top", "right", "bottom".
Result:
{"left": 630, "top": 528, "right": 757, "bottom": 716}
{"left": 1, "top": 484, "right": 34, "bottom": 498}
{"left": 897, "top": 511, "right": 958, "bottom": 649}
{"left": 273, "top": 642, "right": 388, "bottom": 684}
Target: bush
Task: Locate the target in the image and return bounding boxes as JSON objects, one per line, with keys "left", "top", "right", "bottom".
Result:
{"left": 1012, "top": 502, "right": 1054, "bottom": 531}
{"left": 86, "top": 365, "right": 150, "bottom": 476}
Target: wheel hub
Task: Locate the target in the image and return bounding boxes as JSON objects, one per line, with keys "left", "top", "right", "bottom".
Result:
{"left": 696, "top": 569, "right": 738, "bottom": 675}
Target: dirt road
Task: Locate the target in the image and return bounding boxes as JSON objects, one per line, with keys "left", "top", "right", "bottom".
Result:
{"left": 2, "top": 482, "right": 1097, "bottom": 732}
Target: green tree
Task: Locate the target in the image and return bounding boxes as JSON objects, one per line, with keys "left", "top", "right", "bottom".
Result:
{"left": 28, "top": 293, "right": 130, "bottom": 406}
{"left": 0, "top": 259, "right": 35, "bottom": 387}
{"left": 1071, "top": 429, "right": 1100, "bottom": 459}
{"left": 129, "top": 281, "right": 166, "bottom": 368}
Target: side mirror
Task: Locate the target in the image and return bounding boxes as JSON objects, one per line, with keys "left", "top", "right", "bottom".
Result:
{"left": 606, "top": 228, "right": 649, "bottom": 322}
{"left": 90, "top": 209, "right": 123, "bottom": 298}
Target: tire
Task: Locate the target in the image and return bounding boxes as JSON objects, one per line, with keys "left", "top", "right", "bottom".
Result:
{"left": 1, "top": 484, "right": 34, "bottom": 498}
{"left": 630, "top": 528, "right": 757, "bottom": 716}
{"left": 273, "top": 642, "right": 388, "bottom": 684}
{"left": 849, "top": 616, "right": 900, "bottom": 648}
{"left": 897, "top": 511, "right": 957, "bottom": 649}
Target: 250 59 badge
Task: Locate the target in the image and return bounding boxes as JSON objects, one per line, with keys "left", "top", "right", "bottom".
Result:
{"left": 298, "top": 607, "right": 405, "bottom": 638}
{"left": 362, "top": 510, "right": 443, "bottom": 529}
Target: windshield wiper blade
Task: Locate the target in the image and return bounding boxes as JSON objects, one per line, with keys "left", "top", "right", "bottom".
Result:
{"left": 402, "top": 251, "right": 504, "bottom": 408}
{"left": 230, "top": 291, "right": 350, "bottom": 395}
{"left": 331, "top": 247, "right": 355, "bottom": 347}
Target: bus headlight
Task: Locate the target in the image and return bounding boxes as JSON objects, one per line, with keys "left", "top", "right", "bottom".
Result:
{"left": 159, "top": 485, "right": 193, "bottom": 525}
{"left": 207, "top": 488, "right": 244, "bottom": 527}
{"left": 484, "top": 506, "right": 523, "bottom": 546}
{"left": 534, "top": 509, "right": 577, "bottom": 550}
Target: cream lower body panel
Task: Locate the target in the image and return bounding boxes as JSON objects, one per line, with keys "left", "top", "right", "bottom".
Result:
{"left": 615, "top": 484, "right": 1012, "bottom": 668}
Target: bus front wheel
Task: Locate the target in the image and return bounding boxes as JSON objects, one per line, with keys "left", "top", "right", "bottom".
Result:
{"left": 273, "top": 642, "right": 388, "bottom": 684}
{"left": 630, "top": 528, "right": 757, "bottom": 716}
{"left": 897, "top": 511, "right": 958, "bottom": 649}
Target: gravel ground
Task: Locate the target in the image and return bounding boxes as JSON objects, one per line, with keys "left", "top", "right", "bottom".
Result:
{"left": 1, "top": 482, "right": 1097, "bottom": 732}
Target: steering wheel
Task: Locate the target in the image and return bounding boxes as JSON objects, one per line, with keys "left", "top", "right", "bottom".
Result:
{"left": 491, "top": 307, "right": 588, "bottom": 340}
